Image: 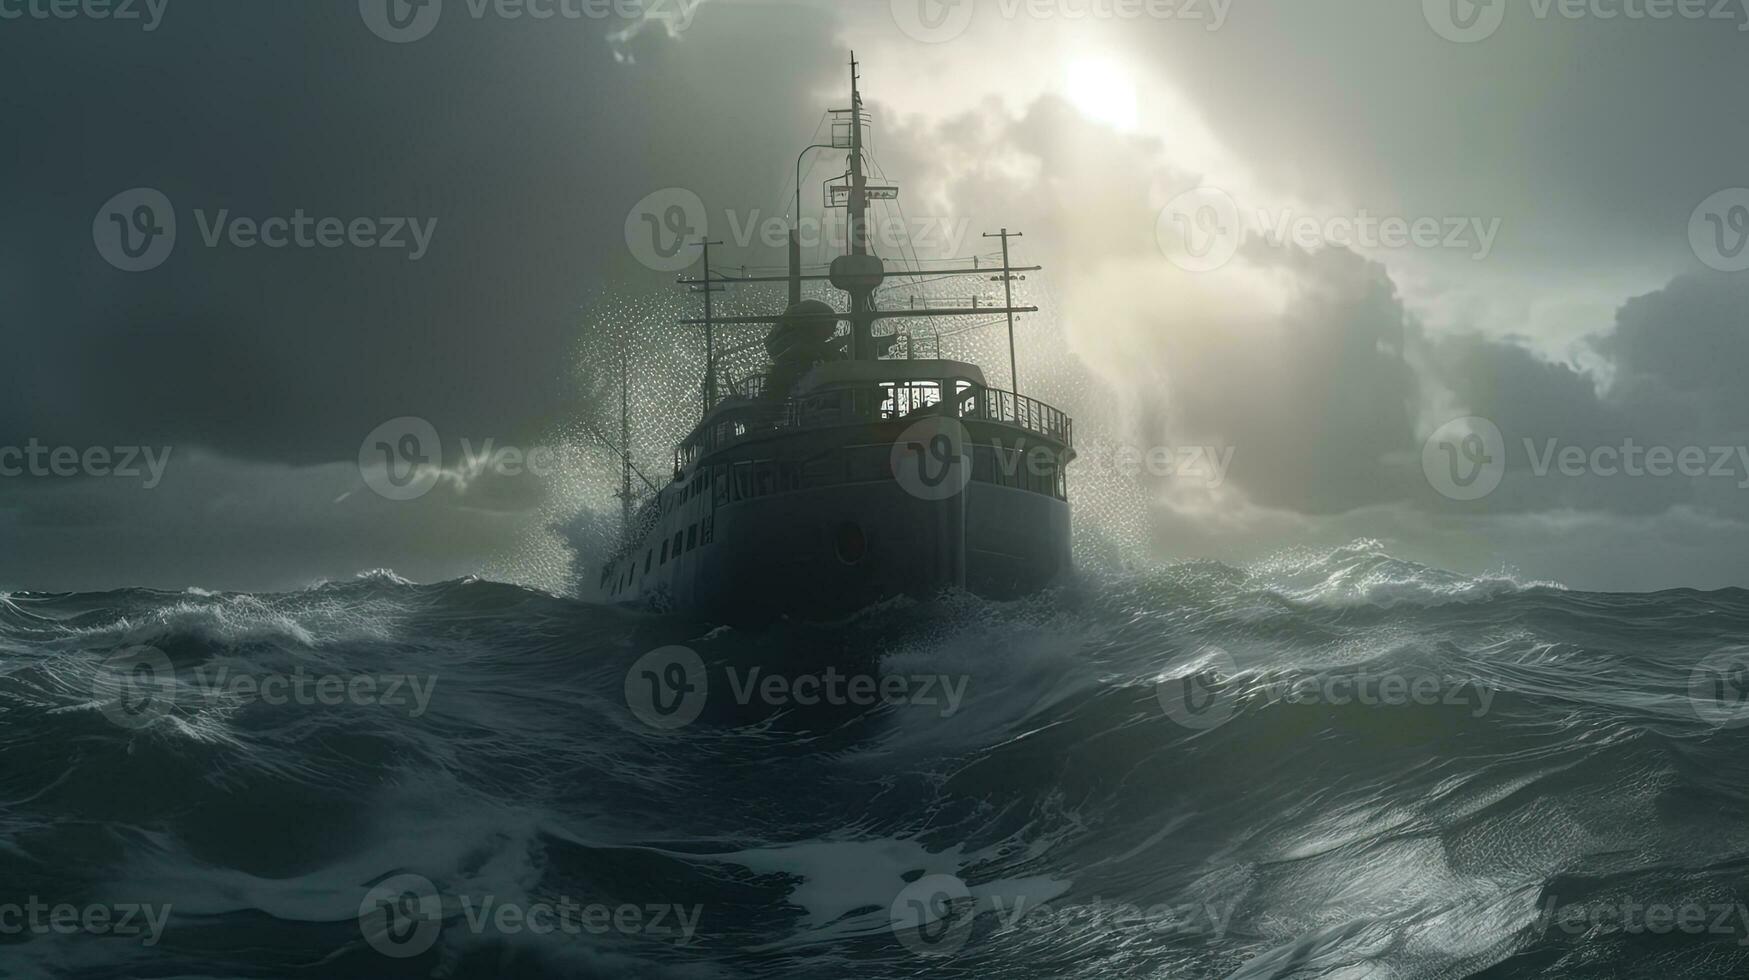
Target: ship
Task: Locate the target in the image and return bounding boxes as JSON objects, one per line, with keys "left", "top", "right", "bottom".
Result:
{"left": 588, "top": 56, "right": 1076, "bottom": 623}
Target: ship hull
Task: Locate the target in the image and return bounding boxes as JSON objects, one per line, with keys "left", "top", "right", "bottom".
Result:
{"left": 689, "top": 481, "right": 1069, "bottom": 623}
{"left": 590, "top": 420, "right": 1073, "bottom": 624}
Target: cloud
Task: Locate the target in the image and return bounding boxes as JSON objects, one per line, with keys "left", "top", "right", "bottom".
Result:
{"left": 7, "top": 0, "right": 1748, "bottom": 593}
{"left": 856, "top": 69, "right": 1749, "bottom": 590}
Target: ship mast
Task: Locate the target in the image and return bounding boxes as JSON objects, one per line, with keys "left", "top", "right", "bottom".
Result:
{"left": 847, "top": 55, "right": 868, "bottom": 260}
{"left": 677, "top": 56, "right": 1044, "bottom": 380}
{"left": 830, "top": 52, "right": 886, "bottom": 361}
{"left": 618, "top": 340, "right": 632, "bottom": 531}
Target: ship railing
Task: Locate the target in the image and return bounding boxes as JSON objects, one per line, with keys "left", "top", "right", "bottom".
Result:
{"left": 675, "top": 383, "right": 1073, "bottom": 474}
{"left": 955, "top": 387, "right": 1074, "bottom": 448}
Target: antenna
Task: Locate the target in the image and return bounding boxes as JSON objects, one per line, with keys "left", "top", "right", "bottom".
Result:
{"left": 669, "top": 58, "right": 1045, "bottom": 387}
{"left": 983, "top": 228, "right": 1025, "bottom": 393}
{"left": 687, "top": 238, "right": 726, "bottom": 415}
{"left": 617, "top": 339, "right": 632, "bottom": 531}
{"left": 848, "top": 52, "right": 866, "bottom": 260}
{"left": 826, "top": 52, "right": 888, "bottom": 360}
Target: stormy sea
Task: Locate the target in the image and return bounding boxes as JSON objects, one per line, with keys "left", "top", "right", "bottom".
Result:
{"left": 3, "top": 543, "right": 1748, "bottom": 979}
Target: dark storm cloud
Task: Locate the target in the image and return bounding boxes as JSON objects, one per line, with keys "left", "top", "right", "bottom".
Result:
{"left": 0, "top": 0, "right": 859, "bottom": 590}
{"left": 0, "top": 0, "right": 840, "bottom": 468}
{"left": 1426, "top": 273, "right": 1749, "bottom": 521}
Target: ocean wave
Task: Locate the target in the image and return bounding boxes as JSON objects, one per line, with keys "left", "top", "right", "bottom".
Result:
{"left": 3, "top": 553, "right": 1749, "bottom": 977}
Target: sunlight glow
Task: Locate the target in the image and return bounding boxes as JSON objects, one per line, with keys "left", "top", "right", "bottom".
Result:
{"left": 1064, "top": 57, "right": 1139, "bottom": 132}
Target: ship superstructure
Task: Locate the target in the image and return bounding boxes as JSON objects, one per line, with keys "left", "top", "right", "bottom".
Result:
{"left": 589, "top": 57, "right": 1075, "bottom": 622}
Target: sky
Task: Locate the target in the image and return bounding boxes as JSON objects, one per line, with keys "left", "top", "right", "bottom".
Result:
{"left": 3, "top": 0, "right": 1748, "bottom": 594}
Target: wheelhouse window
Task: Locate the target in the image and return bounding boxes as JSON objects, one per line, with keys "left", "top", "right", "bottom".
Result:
{"left": 879, "top": 381, "right": 941, "bottom": 419}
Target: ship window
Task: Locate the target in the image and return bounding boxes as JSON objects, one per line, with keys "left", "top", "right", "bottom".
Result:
{"left": 1027, "top": 454, "right": 1056, "bottom": 496}
{"left": 687, "top": 525, "right": 697, "bottom": 551}
{"left": 661, "top": 540, "right": 669, "bottom": 564}
{"left": 880, "top": 381, "right": 941, "bottom": 419}
{"left": 972, "top": 446, "right": 995, "bottom": 484}
{"left": 781, "top": 462, "right": 801, "bottom": 492}
{"left": 673, "top": 530, "right": 684, "bottom": 557}
{"left": 645, "top": 551, "right": 652, "bottom": 574}
{"left": 755, "top": 463, "right": 775, "bottom": 497}
{"left": 733, "top": 462, "right": 752, "bottom": 501}
{"left": 714, "top": 465, "right": 729, "bottom": 506}
{"left": 702, "top": 515, "right": 714, "bottom": 545}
